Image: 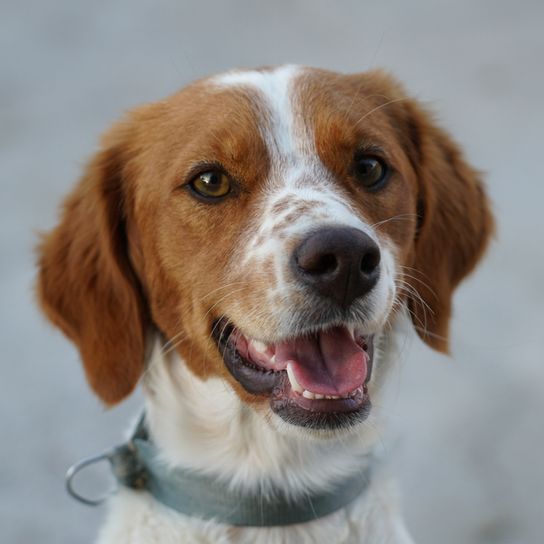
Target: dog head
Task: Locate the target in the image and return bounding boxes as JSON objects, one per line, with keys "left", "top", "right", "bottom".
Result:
{"left": 37, "top": 66, "right": 493, "bottom": 433}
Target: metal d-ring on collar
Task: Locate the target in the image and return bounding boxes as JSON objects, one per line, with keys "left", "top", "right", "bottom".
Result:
{"left": 66, "top": 415, "right": 149, "bottom": 506}
{"left": 65, "top": 414, "right": 378, "bottom": 527}
{"left": 66, "top": 451, "right": 118, "bottom": 506}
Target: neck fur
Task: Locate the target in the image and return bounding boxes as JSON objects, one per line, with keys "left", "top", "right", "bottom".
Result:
{"left": 142, "top": 339, "right": 389, "bottom": 499}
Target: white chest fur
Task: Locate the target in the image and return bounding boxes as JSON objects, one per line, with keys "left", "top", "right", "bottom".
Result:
{"left": 95, "top": 340, "right": 414, "bottom": 543}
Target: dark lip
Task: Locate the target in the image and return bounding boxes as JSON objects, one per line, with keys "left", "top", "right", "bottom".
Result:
{"left": 212, "top": 318, "right": 374, "bottom": 430}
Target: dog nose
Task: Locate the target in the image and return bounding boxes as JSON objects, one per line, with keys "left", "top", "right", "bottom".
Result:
{"left": 292, "top": 227, "right": 381, "bottom": 307}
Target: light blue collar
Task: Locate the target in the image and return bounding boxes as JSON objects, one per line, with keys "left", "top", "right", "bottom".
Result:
{"left": 66, "top": 415, "right": 377, "bottom": 527}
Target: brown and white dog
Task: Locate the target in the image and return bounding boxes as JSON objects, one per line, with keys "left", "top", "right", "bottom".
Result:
{"left": 37, "top": 65, "right": 493, "bottom": 543}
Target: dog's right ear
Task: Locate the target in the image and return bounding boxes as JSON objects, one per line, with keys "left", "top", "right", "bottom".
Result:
{"left": 37, "top": 124, "right": 149, "bottom": 405}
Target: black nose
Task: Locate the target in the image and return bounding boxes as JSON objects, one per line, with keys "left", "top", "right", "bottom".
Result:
{"left": 292, "top": 227, "right": 381, "bottom": 307}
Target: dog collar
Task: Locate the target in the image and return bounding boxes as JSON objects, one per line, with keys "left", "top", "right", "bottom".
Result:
{"left": 66, "top": 415, "right": 377, "bottom": 527}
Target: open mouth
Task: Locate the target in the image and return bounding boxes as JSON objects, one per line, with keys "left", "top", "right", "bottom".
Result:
{"left": 213, "top": 319, "right": 374, "bottom": 430}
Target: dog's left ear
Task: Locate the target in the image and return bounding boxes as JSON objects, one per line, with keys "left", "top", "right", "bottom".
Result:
{"left": 388, "top": 91, "right": 495, "bottom": 352}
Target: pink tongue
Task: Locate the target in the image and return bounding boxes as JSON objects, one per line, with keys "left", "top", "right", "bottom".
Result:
{"left": 275, "top": 327, "right": 367, "bottom": 395}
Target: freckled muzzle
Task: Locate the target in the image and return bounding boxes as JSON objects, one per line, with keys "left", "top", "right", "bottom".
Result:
{"left": 213, "top": 319, "right": 374, "bottom": 430}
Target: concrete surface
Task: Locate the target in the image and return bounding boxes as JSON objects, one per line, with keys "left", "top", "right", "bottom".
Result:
{"left": 1, "top": 1, "right": 543, "bottom": 542}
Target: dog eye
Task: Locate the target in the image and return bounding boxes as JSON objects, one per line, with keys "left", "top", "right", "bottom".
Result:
{"left": 354, "top": 155, "right": 388, "bottom": 189}
{"left": 189, "top": 171, "right": 231, "bottom": 199}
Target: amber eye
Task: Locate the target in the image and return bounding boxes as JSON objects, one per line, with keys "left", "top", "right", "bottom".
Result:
{"left": 354, "top": 155, "right": 388, "bottom": 189}
{"left": 190, "top": 170, "right": 231, "bottom": 199}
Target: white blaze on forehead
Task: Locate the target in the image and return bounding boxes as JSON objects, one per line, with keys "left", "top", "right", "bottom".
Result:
{"left": 213, "top": 65, "right": 364, "bottom": 222}
{"left": 214, "top": 66, "right": 375, "bottom": 262}
{"left": 213, "top": 65, "right": 308, "bottom": 166}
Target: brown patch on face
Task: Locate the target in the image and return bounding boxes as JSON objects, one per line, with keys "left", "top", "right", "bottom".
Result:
{"left": 36, "top": 80, "right": 274, "bottom": 404}
{"left": 294, "top": 70, "right": 418, "bottom": 257}
{"left": 129, "top": 85, "right": 278, "bottom": 389}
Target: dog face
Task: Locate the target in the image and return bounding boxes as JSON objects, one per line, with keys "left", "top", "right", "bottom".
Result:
{"left": 37, "top": 66, "right": 493, "bottom": 433}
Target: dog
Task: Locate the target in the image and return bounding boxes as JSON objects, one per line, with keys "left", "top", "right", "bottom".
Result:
{"left": 37, "top": 65, "right": 493, "bottom": 543}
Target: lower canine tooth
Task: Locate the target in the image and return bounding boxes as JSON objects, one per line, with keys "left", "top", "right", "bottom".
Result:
{"left": 286, "top": 362, "right": 303, "bottom": 394}
{"left": 251, "top": 340, "right": 268, "bottom": 354}
{"left": 303, "top": 390, "right": 315, "bottom": 399}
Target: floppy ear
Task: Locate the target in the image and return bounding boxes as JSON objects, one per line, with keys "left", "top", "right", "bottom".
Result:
{"left": 399, "top": 100, "right": 494, "bottom": 352}
{"left": 37, "top": 126, "right": 149, "bottom": 405}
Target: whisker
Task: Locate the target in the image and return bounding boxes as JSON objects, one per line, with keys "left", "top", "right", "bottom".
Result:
{"left": 370, "top": 213, "right": 418, "bottom": 230}
{"left": 395, "top": 283, "right": 430, "bottom": 333}
{"left": 354, "top": 97, "right": 408, "bottom": 126}
{"left": 200, "top": 281, "right": 247, "bottom": 301}
{"left": 194, "top": 287, "right": 248, "bottom": 372}
{"left": 161, "top": 330, "right": 187, "bottom": 354}
{"left": 396, "top": 296, "right": 427, "bottom": 334}
{"left": 399, "top": 265, "right": 434, "bottom": 282}
{"left": 162, "top": 286, "right": 248, "bottom": 359}
{"left": 343, "top": 91, "right": 393, "bottom": 127}
{"left": 202, "top": 287, "right": 248, "bottom": 322}
{"left": 395, "top": 279, "right": 434, "bottom": 316}
{"left": 397, "top": 271, "right": 438, "bottom": 300}
{"left": 412, "top": 326, "right": 449, "bottom": 343}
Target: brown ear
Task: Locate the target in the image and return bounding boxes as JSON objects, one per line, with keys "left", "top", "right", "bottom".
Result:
{"left": 37, "top": 126, "right": 148, "bottom": 405}
{"left": 400, "top": 101, "right": 494, "bottom": 352}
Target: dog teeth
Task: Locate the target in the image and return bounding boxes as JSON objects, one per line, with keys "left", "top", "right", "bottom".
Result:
{"left": 286, "top": 362, "right": 362, "bottom": 400}
{"left": 350, "top": 387, "right": 362, "bottom": 397}
{"left": 303, "top": 391, "right": 342, "bottom": 400}
{"left": 286, "top": 362, "right": 303, "bottom": 394}
{"left": 250, "top": 340, "right": 268, "bottom": 354}
{"left": 302, "top": 390, "right": 330, "bottom": 400}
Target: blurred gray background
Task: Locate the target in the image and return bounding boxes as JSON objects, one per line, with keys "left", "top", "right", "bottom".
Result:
{"left": 2, "top": 1, "right": 543, "bottom": 542}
